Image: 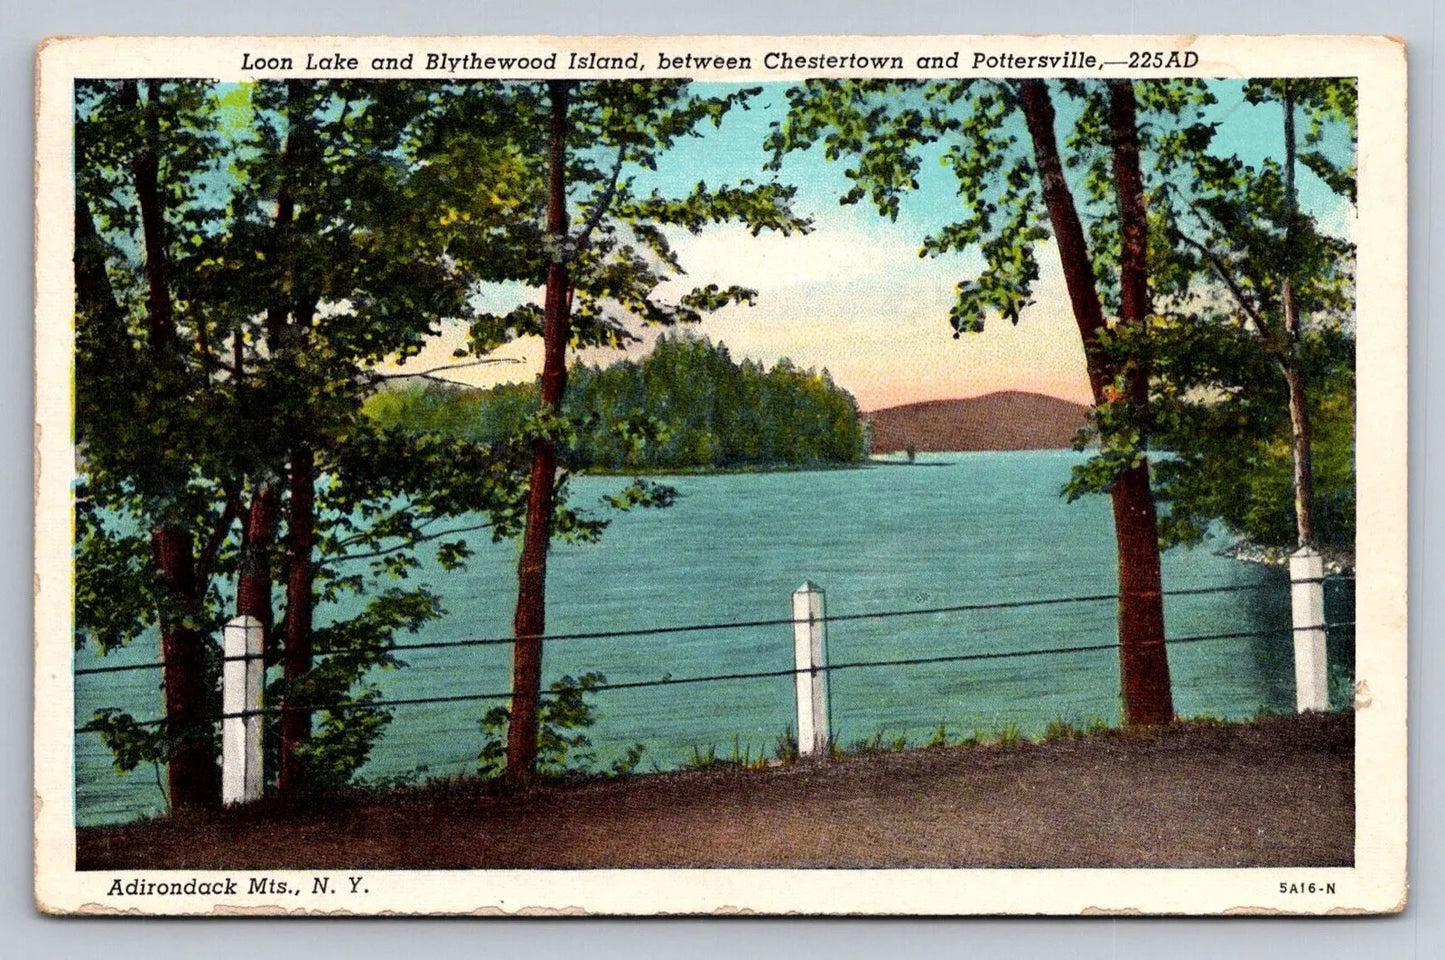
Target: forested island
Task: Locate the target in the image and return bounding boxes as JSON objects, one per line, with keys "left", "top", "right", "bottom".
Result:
{"left": 366, "top": 334, "right": 869, "bottom": 472}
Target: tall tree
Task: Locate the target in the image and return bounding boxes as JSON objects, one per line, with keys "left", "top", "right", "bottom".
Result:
{"left": 1102, "top": 80, "right": 1172, "bottom": 723}
{"left": 446, "top": 80, "right": 811, "bottom": 783}
{"left": 768, "top": 78, "right": 1175, "bottom": 723}
{"left": 1278, "top": 80, "right": 1313, "bottom": 547}
{"left": 1151, "top": 79, "right": 1357, "bottom": 554}
{"left": 507, "top": 79, "right": 573, "bottom": 784}
{"left": 1017, "top": 79, "right": 1171, "bottom": 724}
{"left": 75, "top": 78, "right": 236, "bottom": 810}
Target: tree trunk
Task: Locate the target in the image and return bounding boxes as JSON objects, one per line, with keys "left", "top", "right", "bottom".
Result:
{"left": 278, "top": 446, "right": 315, "bottom": 796}
{"left": 1280, "top": 82, "right": 1316, "bottom": 548}
{"left": 237, "top": 485, "right": 279, "bottom": 627}
{"left": 1016, "top": 81, "right": 1109, "bottom": 401}
{"left": 1107, "top": 80, "right": 1173, "bottom": 725}
{"left": 125, "top": 80, "right": 176, "bottom": 354}
{"left": 233, "top": 333, "right": 279, "bottom": 629}
{"left": 1018, "top": 78, "right": 1172, "bottom": 725}
{"left": 74, "top": 197, "right": 126, "bottom": 340}
{"left": 506, "top": 79, "right": 572, "bottom": 785}
{"left": 277, "top": 294, "right": 320, "bottom": 796}
{"left": 1283, "top": 356, "right": 1315, "bottom": 546}
{"left": 1109, "top": 80, "right": 1152, "bottom": 413}
{"left": 126, "top": 78, "right": 222, "bottom": 806}
{"left": 267, "top": 81, "right": 318, "bottom": 795}
{"left": 1108, "top": 462, "right": 1172, "bottom": 723}
{"left": 152, "top": 527, "right": 219, "bottom": 810}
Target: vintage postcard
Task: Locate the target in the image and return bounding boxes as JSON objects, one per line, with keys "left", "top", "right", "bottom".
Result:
{"left": 34, "top": 34, "right": 1407, "bottom": 915}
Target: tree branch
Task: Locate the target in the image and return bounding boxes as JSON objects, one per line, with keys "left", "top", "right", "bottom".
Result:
{"left": 1159, "top": 183, "right": 1280, "bottom": 348}
{"left": 125, "top": 79, "right": 177, "bottom": 354}
{"left": 572, "top": 144, "right": 627, "bottom": 254}
{"left": 321, "top": 498, "right": 423, "bottom": 552}
{"left": 195, "top": 495, "right": 241, "bottom": 589}
{"left": 1171, "top": 229, "right": 1271, "bottom": 343}
{"left": 317, "top": 521, "right": 496, "bottom": 569}
{"left": 367, "top": 357, "right": 525, "bottom": 386}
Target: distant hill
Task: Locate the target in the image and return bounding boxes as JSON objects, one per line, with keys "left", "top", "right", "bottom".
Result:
{"left": 865, "top": 391, "right": 1090, "bottom": 453}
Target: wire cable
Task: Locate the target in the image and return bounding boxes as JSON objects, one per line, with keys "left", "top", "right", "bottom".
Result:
{"left": 76, "top": 620, "right": 1354, "bottom": 733}
{"left": 74, "top": 581, "right": 1284, "bottom": 677}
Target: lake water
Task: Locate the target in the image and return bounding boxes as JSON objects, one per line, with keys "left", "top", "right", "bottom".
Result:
{"left": 73, "top": 450, "right": 1354, "bottom": 825}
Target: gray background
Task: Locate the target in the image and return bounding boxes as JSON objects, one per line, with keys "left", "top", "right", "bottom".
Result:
{"left": 4, "top": 1, "right": 1437, "bottom": 955}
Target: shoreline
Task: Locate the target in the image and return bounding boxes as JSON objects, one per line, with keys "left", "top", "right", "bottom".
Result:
{"left": 577, "top": 447, "right": 1084, "bottom": 477}
{"left": 577, "top": 459, "right": 869, "bottom": 477}
{"left": 1226, "top": 540, "right": 1357, "bottom": 577}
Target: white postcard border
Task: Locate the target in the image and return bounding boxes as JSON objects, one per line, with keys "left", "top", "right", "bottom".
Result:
{"left": 34, "top": 33, "right": 1408, "bottom": 916}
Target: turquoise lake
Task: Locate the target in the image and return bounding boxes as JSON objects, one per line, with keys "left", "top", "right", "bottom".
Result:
{"left": 73, "top": 450, "right": 1354, "bottom": 826}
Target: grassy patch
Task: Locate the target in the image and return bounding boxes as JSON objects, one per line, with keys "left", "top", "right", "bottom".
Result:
{"left": 926, "top": 722, "right": 951, "bottom": 749}
{"left": 1042, "top": 719, "right": 1082, "bottom": 742}
{"left": 994, "top": 720, "right": 1025, "bottom": 747}
{"left": 848, "top": 730, "right": 913, "bottom": 756}
{"left": 774, "top": 727, "right": 799, "bottom": 765}
{"left": 1183, "top": 713, "right": 1225, "bottom": 727}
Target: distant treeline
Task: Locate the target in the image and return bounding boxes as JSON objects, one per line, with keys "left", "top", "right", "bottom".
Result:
{"left": 366, "top": 335, "right": 869, "bottom": 471}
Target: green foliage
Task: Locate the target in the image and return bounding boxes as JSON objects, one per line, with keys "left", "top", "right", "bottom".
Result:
{"left": 477, "top": 672, "right": 616, "bottom": 778}
{"left": 1140, "top": 78, "right": 1356, "bottom": 553}
{"left": 609, "top": 743, "right": 648, "bottom": 777}
{"left": 367, "top": 334, "right": 869, "bottom": 472}
{"left": 81, "top": 708, "right": 170, "bottom": 776}
{"left": 79, "top": 709, "right": 172, "bottom": 806}
{"left": 995, "top": 721, "right": 1025, "bottom": 747}
{"left": 927, "top": 721, "right": 950, "bottom": 748}
{"left": 257, "top": 587, "right": 440, "bottom": 794}
{"left": 78, "top": 635, "right": 224, "bottom": 798}
{"left": 682, "top": 736, "right": 769, "bottom": 770}
{"left": 771, "top": 77, "right": 1357, "bottom": 558}
{"left": 766, "top": 80, "right": 1051, "bottom": 335}
{"left": 74, "top": 78, "right": 812, "bottom": 799}
{"left": 773, "top": 726, "right": 800, "bottom": 765}
{"left": 1042, "top": 719, "right": 1083, "bottom": 741}
{"left": 1147, "top": 328, "right": 1355, "bottom": 553}
{"left": 849, "top": 730, "right": 911, "bottom": 754}
{"left": 73, "top": 78, "right": 548, "bottom": 796}
{"left": 685, "top": 744, "right": 720, "bottom": 770}
{"left": 1328, "top": 660, "right": 1356, "bottom": 714}
{"left": 455, "top": 81, "right": 809, "bottom": 357}
{"left": 290, "top": 696, "right": 394, "bottom": 796}
{"left": 73, "top": 503, "right": 165, "bottom": 654}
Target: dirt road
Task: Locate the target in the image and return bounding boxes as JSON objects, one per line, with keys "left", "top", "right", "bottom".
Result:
{"left": 77, "top": 712, "right": 1353, "bottom": 870}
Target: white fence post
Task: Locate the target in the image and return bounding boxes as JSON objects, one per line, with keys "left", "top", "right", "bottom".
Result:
{"left": 1289, "top": 547, "right": 1329, "bottom": 713}
{"left": 222, "top": 615, "right": 265, "bottom": 804}
{"left": 792, "top": 581, "right": 830, "bottom": 757}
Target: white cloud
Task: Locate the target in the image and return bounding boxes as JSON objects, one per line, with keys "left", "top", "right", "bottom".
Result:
{"left": 652, "top": 220, "right": 979, "bottom": 291}
{"left": 374, "top": 216, "right": 1093, "bottom": 411}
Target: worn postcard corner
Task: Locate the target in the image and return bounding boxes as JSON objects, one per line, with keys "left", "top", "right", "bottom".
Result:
{"left": 35, "top": 33, "right": 1406, "bottom": 917}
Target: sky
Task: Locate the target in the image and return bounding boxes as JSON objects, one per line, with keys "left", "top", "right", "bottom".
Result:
{"left": 375, "top": 80, "right": 1357, "bottom": 412}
